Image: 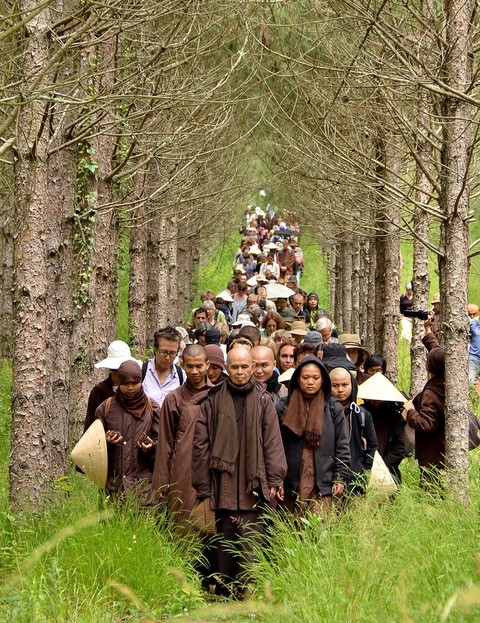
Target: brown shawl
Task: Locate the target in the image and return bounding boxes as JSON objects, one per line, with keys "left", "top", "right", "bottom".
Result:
{"left": 210, "top": 377, "right": 260, "bottom": 493}
{"left": 282, "top": 386, "right": 324, "bottom": 448}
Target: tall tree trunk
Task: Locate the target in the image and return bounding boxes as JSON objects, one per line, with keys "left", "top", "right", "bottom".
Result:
{"left": 341, "top": 241, "right": 353, "bottom": 333}
{"left": 364, "top": 237, "right": 377, "bottom": 353}
{"left": 69, "top": 38, "right": 119, "bottom": 441}
{"left": 45, "top": 115, "right": 76, "bottom": 479}
{"left": 146, "top": 212, "right": 161, "bottom": 341}
{"left": 438, "top": 0, "right": 473, "bottom": 501}
{"left": 351, "top": 238, "right": 361, "bottom": 336}
{"left": 410, "top": 109, "right": 432, "bottom": 397}
{"left": 334, "top": 243, "right": 344, "bottom": 331}
{"left": 0, "top": 219, "right": 14, "bottom": 358}
{"left": 129, "top": 203, "right": 148, "bottom": 357}
{"left": 375, "top": 133, "right": 401, "bottom": 382}
{"left": 10, "top": 2, "right": 52, "bottom": 509}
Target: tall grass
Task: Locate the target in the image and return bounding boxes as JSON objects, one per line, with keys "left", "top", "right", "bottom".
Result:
{"left": 246, "top": 458, "right": 480, "bottom": 623}
{"left": 0, "top": 483, "right": 204, "bottom": 622}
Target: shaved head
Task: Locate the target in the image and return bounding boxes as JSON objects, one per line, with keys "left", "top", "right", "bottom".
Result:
{"left": 251, "top": 345, "right": 275, "bottom": 363}
{"left": 227, "top": 346, "right": 252, "bottom": 366}
{"left": 182, "top": 344, "right": 207, "bottom": 361}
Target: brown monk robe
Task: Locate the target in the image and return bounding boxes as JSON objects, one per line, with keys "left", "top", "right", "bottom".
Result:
{"left": 95, "top": 360, "right": 160, "bottom": 502}
{"left": 151, "top": 344, "right": 212, "bottom": 522}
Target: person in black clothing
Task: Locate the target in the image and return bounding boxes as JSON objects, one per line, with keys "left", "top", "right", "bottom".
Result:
{"left": 399, "top": 282, "right": 414, "bottom": 315}
{"left": 362, "top": 399, "right": 406, "bottom": 482}
{"left": 277, "top": 356, "right": 351, "bottom": 514}
{"left": 329, "top": 367, "right": 378, "bottom": 494}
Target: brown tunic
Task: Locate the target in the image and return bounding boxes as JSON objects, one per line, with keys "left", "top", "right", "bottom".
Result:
{"left": 193, "top": 383, "right": 287, "bottom": 511}
{"left": 95, "top": 396, "right": 160, "bottom": 499}
{"left": 151, "top": 379, "right": 211, "bottom": 522}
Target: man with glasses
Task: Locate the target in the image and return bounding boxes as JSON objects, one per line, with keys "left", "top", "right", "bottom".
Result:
{"left": 142, "top": 327, "right": 185, "bottom": 406}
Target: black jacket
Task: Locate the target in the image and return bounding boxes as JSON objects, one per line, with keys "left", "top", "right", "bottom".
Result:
{"left": 334, "top": 370, "right": 378, "bottom": 491}
{"left": 364, "top": 401, "right": 406, "bottom": 481}
{"left": 279, "top": 356, "right": 351, "bottom": 497}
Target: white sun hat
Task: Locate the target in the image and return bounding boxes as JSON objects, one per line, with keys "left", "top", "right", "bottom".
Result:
{"left": 71, "top": 419, "right": 108, "bottom": 488}
{"left": 94, "top": 340, "right": 133, "bottom": 370}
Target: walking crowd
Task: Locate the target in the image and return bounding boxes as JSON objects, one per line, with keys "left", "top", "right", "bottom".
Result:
{"left": 76, "top": 206, "right": 475, "bottom": 598}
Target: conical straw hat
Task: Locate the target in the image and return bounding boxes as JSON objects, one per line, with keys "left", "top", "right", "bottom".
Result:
{"left": 367, "top": 450, "right": 397, "bottom": 497}
{"left": 278, "top": 367, "right": 295, "bottom": 383}
{"left": 71, "top": 419, "right": 107, "bottom": 489}
{"left": 357, "top": 372, "right": 406, "bottom": 403}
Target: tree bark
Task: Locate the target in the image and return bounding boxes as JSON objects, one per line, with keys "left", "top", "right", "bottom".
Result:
{"left": 341, "top": 241, "right": 353, "bottom": 333}
{"left": 438, "top": 0, "right": 473, "bottom": 501}
{"left": 10, "top": 2, "right": 52, "bottom": 509}
{"left": 351, "top": 238, "right": 361, "bottom": 336}
{"left": 0, "top": 218, "right": 14, "bottom": 359}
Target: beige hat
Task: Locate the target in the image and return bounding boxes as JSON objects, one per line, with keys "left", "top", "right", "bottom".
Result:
{"left": 233, "top": 264, "right": 246, "bottom": 274}
{"left": 175, "top": 326, "right": 190, "bottom": 344}
{"left": 290, "top": 321, "right": 308, "bottom": 336}
{"left": 431, "top": 292, "right": 440, "bottom": 304}
{"left": 357, "top": 372, "right": 406, "bottom": 403}
{"left": 338, "top": 334, "right": 369, "bottom": 357}
{"left": 278, "top": 367, "right": 295, "bottom": 383}
{"left": 367, "top": 450, "right": 397, "bottom": 497}
{"left": 71, "top": 420, "right": 108, "bottom": 488}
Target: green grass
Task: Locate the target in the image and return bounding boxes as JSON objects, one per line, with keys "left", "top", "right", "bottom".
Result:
{"left": 247, "top": 458, "right": 480, "bottom": 623}
{"left": 0, "top": 482, "right": 204, "bottom": 622}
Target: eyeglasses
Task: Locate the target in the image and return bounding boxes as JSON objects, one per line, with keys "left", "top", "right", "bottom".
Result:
{"left": 156, "top": 349, "right": 179, "bottom": 358}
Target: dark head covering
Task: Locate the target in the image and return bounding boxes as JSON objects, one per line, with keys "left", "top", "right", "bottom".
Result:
{"left": 205, "top": 327, "right": 221, "bottom": 345}
{"left": 288, "top": 355, "right": 331, "bottom": 398}
{"left": 283, "top": 355, "right": 330, "bottom": 448}
{"left": 116, "top": 360, "right": 148, "bottom": 419}
{"left": 117, "top": 360, "right": 142, "bottom": 385}
{"left": 426, "top": 347, "right": 445, "bottom": 378}
{"left": 321, "top": 343, "right": 357, "bottom": 373}
{"left": 303, "top": 330, "right": 323, "bottom": 345}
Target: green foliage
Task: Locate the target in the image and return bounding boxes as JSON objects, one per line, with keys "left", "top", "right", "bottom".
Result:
{"left": 299, "top": 229, "right": 330, "bottom": 308}
{"left": 73, "top": 140, "right": 98, "bottom": 310}
{"left": 192, "top": 231, "right": 240, "bottom": 311}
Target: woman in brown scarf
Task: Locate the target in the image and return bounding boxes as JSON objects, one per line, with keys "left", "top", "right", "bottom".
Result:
{"left": 95, "top": 360, "right": 160, "bottom": 502}
{"left": 279, "top": 356, "right": 350, "bottom": 513}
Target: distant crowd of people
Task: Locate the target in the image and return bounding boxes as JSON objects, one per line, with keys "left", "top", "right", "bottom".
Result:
{"left": 80, "top": 207, "right": 459, "bottom": 597}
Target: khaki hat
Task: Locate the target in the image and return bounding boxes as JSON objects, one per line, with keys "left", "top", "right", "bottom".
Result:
{"left": 338, "top": 334, "right": 369, "bottom": 358}
{"left": 175, "top": 326, "right": 190, "bottom": 344}
{"left": 233, "top": 264, "right": 247, "bottom": 274}
{"left": 71, "top": 420, "right": 108, "bottom": 488}
{"left": 367, "top": 450, "right": 397, "bottom": 497}
{"left": 290, "top": 321, "right": 308, "bottom": 336}
{"left": 357, "top": 372, "right": 406, "bottom": 403}
{"left": 431, "top": 292, "right": 440, "bottom": 304}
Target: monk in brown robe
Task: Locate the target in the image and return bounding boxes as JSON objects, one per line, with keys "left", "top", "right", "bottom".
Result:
{"left": 151, "top": 344, "right": 212, "bottom": 522}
